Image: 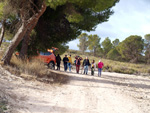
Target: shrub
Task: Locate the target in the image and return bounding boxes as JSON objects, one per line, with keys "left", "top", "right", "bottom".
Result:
{"left": 10, "top": 56, "right": 48, "bottom": 77}
{"left": 0, "top": 96, "right": 8, "bottom": 113}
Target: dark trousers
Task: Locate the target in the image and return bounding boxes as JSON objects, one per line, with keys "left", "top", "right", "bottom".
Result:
{"left": 76, "top": 65, "right": 80, "bottom": 73}
{"left": 57, "top": 62, "right": 60, "bottom": 70}
{"left": 91, "top": 68, "right": 94, "bottom": 75}
{"left": 64, "top": 63, "right": 67, "bottom": 71}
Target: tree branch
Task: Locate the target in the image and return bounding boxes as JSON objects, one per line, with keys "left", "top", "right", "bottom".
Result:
{"left": 26, "top": 2, "right": 46, "bottom": 26}
{"left": 29, "top": 0, "right": 39, "bottom": 11}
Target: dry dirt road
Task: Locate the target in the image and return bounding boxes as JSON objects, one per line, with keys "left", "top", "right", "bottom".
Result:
{"left": 0, "top": 65, "right": 150, "bottom": 113}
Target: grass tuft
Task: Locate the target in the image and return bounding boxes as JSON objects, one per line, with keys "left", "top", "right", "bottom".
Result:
{"left": 0, "top": 96, "right": 8, "bottom": 113}
{"left": 9, "top": 56, "right": 48, "bottom": 77}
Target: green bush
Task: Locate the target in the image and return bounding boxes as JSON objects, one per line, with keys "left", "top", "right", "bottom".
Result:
{"left": 0, "top": 97, "right": 8, "bottom": 113}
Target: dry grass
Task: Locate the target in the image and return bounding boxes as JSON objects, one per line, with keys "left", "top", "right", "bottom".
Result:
{"left": 0, "top": 51, "right": 70, "bottom": 85}
{"left": 62, "top": 52, "right": 150, "bottom": 76}
{"left": 9, "top": 56, "right": 49, "bottom": 77}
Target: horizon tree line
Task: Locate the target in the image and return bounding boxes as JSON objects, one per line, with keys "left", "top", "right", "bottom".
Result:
{"left": 77, "top": 33, "right": 150, "bottom": 63}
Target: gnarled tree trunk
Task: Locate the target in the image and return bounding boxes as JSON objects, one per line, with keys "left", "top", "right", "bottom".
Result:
{"left": 0, "top": 20, "right": 6, "bottom": 47}
{"left": 19, "top": 20, "right": 37, "bottom": 59}
{"left": 1, "top": 22, "right": 28, "bottom": 64}
{"left": 1, "top": 3, "right": 46, "bottom": 64}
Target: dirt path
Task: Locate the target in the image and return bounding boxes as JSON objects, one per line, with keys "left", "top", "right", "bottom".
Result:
{"left": 0, "top": 66, "right": 150, "bottom": 113}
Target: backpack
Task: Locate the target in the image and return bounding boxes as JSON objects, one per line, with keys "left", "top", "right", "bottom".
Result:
{"left": 74, "top": 60, "right": 76, "bottom": 64}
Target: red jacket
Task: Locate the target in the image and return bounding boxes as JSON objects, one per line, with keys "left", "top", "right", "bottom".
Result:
{"left": 98, "top": 62, "right": 104, "bottom": 68}
{"left": 75, "top": 56, "right": 83, "bottom": 65}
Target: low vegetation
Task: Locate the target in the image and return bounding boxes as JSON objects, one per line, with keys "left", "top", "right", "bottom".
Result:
{"left": 63, "top": 50, "right": 150, "bottom": 76}
{"left": 0, "top": 96, "right": 8, "bottom": 113}
{"left": 4, "top": 56, "right": 48, "bottom": 77}
{"left": 0, "top": 51, "right": 69, "bottom": 85}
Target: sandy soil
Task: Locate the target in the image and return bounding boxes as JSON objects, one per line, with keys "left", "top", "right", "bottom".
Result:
{"left": 0, "top": 65, "right": 150, "bottom": 113}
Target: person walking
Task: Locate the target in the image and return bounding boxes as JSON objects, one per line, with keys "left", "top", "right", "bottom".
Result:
{"left": 75, "top": 56, "right": 83, "bottom": 73}
{"left": 56, "top": 54, "right": 61, "bottom": 70}
{"left": 91, "top": 60, "right": 96, "bottom": 76}
{"left": 63, "top": 55, "right": 69, "bottom": 71}
{"left": 82, "top": 56, "right": 90, "bottom": 75}
{"left": 67, "top": 55, "right": 72, "bottom": 72}
{"left": 98, "top": 60, "right": 104, "bottom": 77}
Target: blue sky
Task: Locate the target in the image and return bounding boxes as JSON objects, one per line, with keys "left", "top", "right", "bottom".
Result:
{"left": 67, "top": 0, "right": 150, "bottom": 50}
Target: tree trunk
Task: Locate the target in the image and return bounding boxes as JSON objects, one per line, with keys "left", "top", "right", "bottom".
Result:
{"left": 19, "top": 20, "right": 37, "bottom": 59}
{"left": 0, "top": 20, "right": 5, "bottom": 47}
{"left": 19, "top": 33, "right": 30, "bottom": 59}
{"left": 1, "top": 3, "right": 46, "bottom": 64}
{"left": 1, "top": 22, "right": 28, "bottom": 64}
{"left": 146, "top": 47, "right": 150, "bottom": 64}
{"left": 93, "top": 47, "right": 96, "bottom": 56}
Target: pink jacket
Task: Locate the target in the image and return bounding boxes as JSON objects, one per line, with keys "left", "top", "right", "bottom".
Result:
{"left": 98, "top": 62, "right": 104, "bottom": 68}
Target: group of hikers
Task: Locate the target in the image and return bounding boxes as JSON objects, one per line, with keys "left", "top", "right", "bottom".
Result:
{"left": 55, "top": 54, "right": 104, "bottom": 77}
